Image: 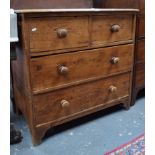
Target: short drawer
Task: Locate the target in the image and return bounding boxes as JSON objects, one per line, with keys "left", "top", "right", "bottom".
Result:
{"left": 30, "top": 44, "right": 134, "bottom": 92}
{"left": 33, "top": 73, "right": 131, "bottom": 124}
{"left": 136, "top": 39, "right": 145, "bottom": 63}
{"left": 91, "top": 14, "right": 134, "bottom": 46}
{"left": 28, "top": 16, "right": 89, "bottom": 52}
{"left": 135, "top": 63, "right": 145, "bottom": 88}
{"left": 137, "top": 16, "right": 145, "bottom": 37}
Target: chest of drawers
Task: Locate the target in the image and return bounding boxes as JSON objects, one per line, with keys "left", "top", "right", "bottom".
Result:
{"left": 11, "top": 9, "right": 138, "bottom": 145}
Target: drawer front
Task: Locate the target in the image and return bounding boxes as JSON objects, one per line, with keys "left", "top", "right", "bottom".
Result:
{"left": 135, "top": 63, "right": 145, "bottom": 88}
{"left": 31, "top": 44, "right": 133, "bottom": 92}
{"left": 34, "top": 73, "right": 131, "bottom": 124}
{"left": 137, "top": 16, "right": 145, "bottom": 37}
{"left": 136, "top": 39, "right": 145, "bottom": 63}
{"left": 91, "top": 15, "right": 134, "bottom": 46}
{"left": 28, "top": 16, "right": 89, "bottom": 52}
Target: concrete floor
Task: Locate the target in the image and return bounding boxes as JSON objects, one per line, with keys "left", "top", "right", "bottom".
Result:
{"left": 10, "top": 96, "right": 145, "bottom": 155}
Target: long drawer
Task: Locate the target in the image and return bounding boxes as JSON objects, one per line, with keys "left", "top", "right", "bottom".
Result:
{"left": 30, "top": 44, "right": 134, "bottom": 92}
{"left": 33, "top": 73, "right": 131, "bottom": 125}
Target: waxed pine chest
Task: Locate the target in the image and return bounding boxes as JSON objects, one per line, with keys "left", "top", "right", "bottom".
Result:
{"left": 11, "top": 9, "right": 138, "bottom": 145}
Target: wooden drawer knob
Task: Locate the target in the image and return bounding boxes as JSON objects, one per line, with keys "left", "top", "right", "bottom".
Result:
{"left": 111, "top": 24, "right": 120, "bottom": 32}
{"left": 109, "top": 86, "right": 117, "bottom": 93}
{"left": 61, "top": 100, "right": 70, "bottom": 108}
{"left": 57, "top": 28, "right": 68, "bottom": 38}
{"left": 111, "top": 57, "right": 120, "bottom": 64}
{"left": 58, "top": 65, "right": 69, "bottom": 75}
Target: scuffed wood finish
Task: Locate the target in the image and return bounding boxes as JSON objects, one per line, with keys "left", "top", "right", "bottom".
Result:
{"left": 31, "top": 44, "right": 133, "bottom": 92}
{"left": 29, "top": 16, "right": 89, "bottom": 52}
{"left": 28, "top": 14, "right": 135, "bottom": 53}
{"left": 34, "top": 73, "right": 130, "bottom": 125}
{"left": 11, "top": 9, "right": 137, "bottom": 145}
{"left": 32, "top": 125, "right": 51, "bottom": 146}
{"left": 91, "top": 15, "right": 133, "bottom": 46}
{"left": 11, "top": 0, "right": 93, "bottom": 9}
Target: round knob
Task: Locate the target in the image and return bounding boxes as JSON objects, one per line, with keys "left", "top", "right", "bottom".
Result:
{"left": 61, "top": 100, "right": 70, "bottom": 108}
{"left": 111, "top": 24, "right": 120, "bottom": 32}
{"left": 109, "top": 86, "right": 117, "bottom": 93}
{"left": 58, "top": 65, "right": 69, "bottom": 75}
{"left": 57, "top": 28, "right": 68, "bottom": 38}
{"left": 111, "top": 57, "right": 120, "bottom": 64}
